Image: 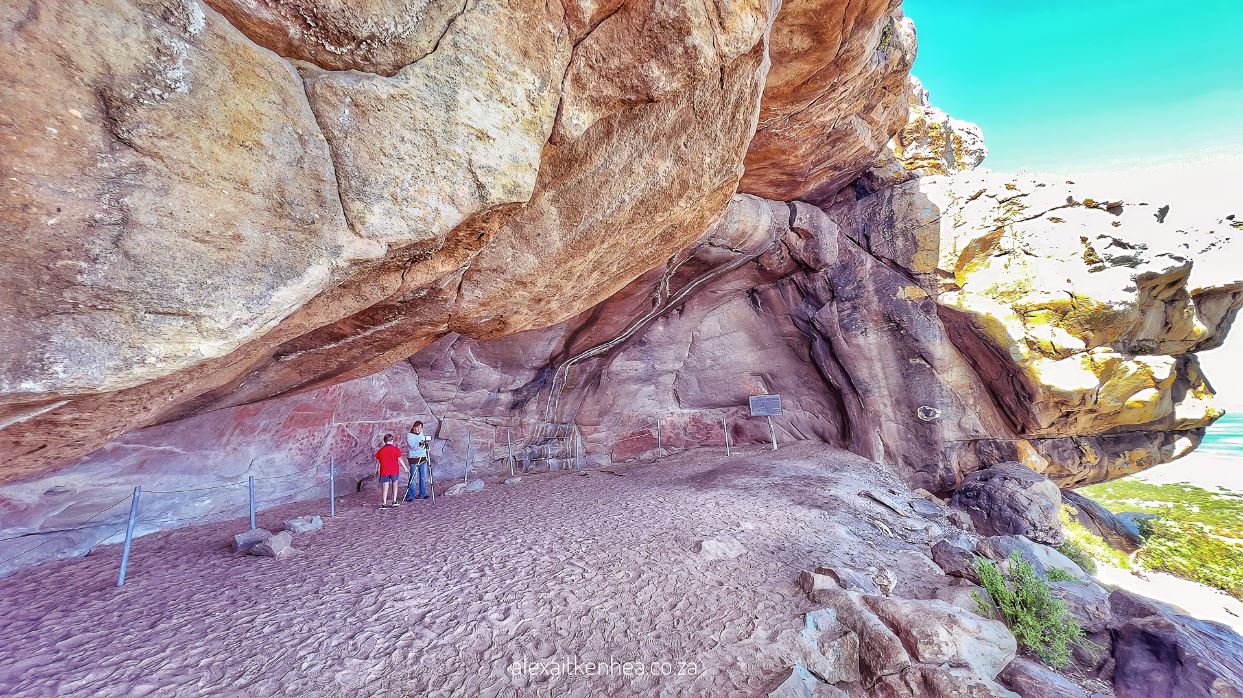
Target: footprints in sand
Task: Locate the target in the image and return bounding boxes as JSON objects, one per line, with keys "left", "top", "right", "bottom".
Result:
{"left": 1, "top": 445, "right": 939, "bottom": 697}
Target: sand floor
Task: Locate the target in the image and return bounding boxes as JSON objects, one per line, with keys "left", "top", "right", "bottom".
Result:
{"left": 1094, "top": 563, "right": 1243, "bottom": 634}
{"left": 0, "top": 443, "right": 938, "bottom": 697}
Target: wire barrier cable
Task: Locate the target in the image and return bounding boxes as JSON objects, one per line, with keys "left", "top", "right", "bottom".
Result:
{"left": 0, "top": 493, "right": 135, "bottom": 567}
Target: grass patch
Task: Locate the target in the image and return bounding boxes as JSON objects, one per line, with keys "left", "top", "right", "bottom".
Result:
{"left": 1058, "top": 507, "right": 1131, "bottom": 571}
{"left": 1075, "top": 480, "right": 1243, "bottom": 599}
{"left": 974, "top": 553, "right": 1085, "bottom": 668}
{"left": 1056, "top": 537, "right": 1097, "bottom": 574}
{"left": 1046, "top": 567, "right": 1077, "bottom": 582}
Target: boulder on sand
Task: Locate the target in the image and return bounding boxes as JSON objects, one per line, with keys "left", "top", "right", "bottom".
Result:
{"left": 232, "top": 528, "right": 273, "bottom": 554}
{"left": 951, "top": 462, "right": 1064, "bottom": 545}
{"left": 694, "top": 536, "right": 747, "bottom": 562}
{"left": 445, "top": 479, "right": 485, "bottom": 497}
{"left": 284, "top": 515, "right": 323, "bottom": 534}
{"left": 250, "top": 531, "right": 293, "bottom": 558}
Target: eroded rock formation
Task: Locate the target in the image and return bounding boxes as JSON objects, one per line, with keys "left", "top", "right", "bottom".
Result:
{"left": 0, "top": 0, "right": 816, "bottom": 480}
{"left": 2, "top": 4, "right": 1242, "bottom": 694}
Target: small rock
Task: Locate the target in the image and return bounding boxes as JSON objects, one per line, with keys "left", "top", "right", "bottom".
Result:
{"left": 694, "top": 536, "right": 746, "bottom": 561}
{"left": 813, "top": 566, "right": 880, "bottom": 595}
{"left": 503, "top": 476, "right": 522, "bottom": 485}
{"left": 987, "top": 535, "right": 1087, "bottom": 580}
{"left": 799, "top": 570, "right": 840, "bottom": 596}
{"left": 998, "top": 657, "right": 1088, "bottom": 697}
{"left": 798, "top": 608, "right": 861, "bottom": 684}
{"left": 931, "top": 539, "right": 979, "bottom": 581}
{"left": 232, "top": 528, "right": 273, "bottom": 554}
{"left": 860, "top": 488, "right": 912, "bottom": 516}
{"left": 812, "top": 629, "right": 860, "bottom": 685}
{"left": 867, "top": 566, "right": 896, "bottom": 596}
{"left": 1049, "top": 580, "right": 1111, "bottom": 634}
{"left": 445, "top": 479, "right": 486, "bottom": 496}
{"left": 250, "top": 530, "right": 293, "bottom": 558}
{"left": 283, "top": 515, "right": 323, "bottom": 534}
{"left": 934, "top": 584, "right": 995, "bottom": 618}
{"left": 911, "top": 497, "right": 943, "bottom": 518}
{"left": 862, "top": 596, "right": 1017, "bottom": 679}
{"left": 765, "top": 664, "right": 845, "bottom": 698}
{"left": 947, "top": 509, "right": 975, "bottom": 530}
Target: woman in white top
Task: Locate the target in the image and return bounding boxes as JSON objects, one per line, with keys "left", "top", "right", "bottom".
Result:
{"left": 405, "top": 421, "right": 431, "bottom": 500}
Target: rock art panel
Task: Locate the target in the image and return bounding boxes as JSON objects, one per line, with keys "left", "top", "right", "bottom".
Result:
{"left": 0, "top": 0, "right": 811, "bottom": 479}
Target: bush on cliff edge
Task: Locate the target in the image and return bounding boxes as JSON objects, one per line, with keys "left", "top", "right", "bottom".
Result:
{"left": 973, "top": 553, "right": 1085, "bottom": 668}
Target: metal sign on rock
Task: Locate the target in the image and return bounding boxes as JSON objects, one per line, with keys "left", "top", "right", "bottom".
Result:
{"left": 748, "top": 394, "right": 782, "bottom": 417}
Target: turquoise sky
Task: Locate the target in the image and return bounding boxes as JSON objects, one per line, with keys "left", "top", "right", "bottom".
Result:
{"left": 903, "top": 0, "right": 1243, "bottom": 173}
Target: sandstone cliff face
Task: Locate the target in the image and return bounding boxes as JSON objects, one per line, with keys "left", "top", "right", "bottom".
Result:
{"left": 0, "top": 0, "right": 1239, "bottom": 586}
{"left": 10, "top": 151, "right": 1237, "bottom": 563}
{"left": 2, "top": 0, "right": 918, "bottom": 482}
{"left": 739, "top": 0, "right": 915, "bottom": 202}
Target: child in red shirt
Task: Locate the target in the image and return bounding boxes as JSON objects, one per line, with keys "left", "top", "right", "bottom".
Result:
{"left": 375, "top": 434, "right": 407, "bottom": 510}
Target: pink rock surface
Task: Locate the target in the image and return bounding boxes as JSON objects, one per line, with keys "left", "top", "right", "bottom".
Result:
{"left": 0, "top": 363, "right": 435, "bottom": 576}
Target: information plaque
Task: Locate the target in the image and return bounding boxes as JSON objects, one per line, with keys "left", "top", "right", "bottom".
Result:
{"left": 748, "top": 394, "right": 782, "bottom": 417}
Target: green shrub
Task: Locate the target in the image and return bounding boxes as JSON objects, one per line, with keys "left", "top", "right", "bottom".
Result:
{"left": 1046, "top": 567, "right": 1076, "bottom": 582}
{"left": 974, "top": 553, "right": 1085, "bottom": 668}
{"left": 1056, "top": 538, "right": 1097, "bottom": 575}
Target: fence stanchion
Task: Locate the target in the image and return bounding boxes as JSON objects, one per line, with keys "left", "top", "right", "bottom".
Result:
{"left": 723, "top": 416, "right": 731, "bottom": 456}
{"left": 464, "top": 432, "right": 473, "bottom": 483}
{"left": 656, "top": 418, "right": 662, "bottom": 461}
{"left": 507, "top": 428, "right": 515, "bottom": 477}
{"left": 116, "top": 486, "right": 141, "bottom": 587}
{"left": 248, "top": 476, "right": 257, "bottom": 529}
{"left": 428, "top": 444, "right": 437, "bottom": 506}
{"left": 329, "top": 458, "right": 336, "bottom": 518}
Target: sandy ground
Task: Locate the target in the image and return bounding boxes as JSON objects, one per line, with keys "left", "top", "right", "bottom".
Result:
{"left": 0, "top": 443, "right": 942, "bottom": 697}
{"left": 1094, "top": 563, "right": 1243, "bottom": 634}
{"left": 1132, "top": 451, "right": 1243, "bottom": 492}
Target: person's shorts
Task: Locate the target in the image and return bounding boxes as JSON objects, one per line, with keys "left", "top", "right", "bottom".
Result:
{"left": 378, "top": 474, "right": 400, "bottom": 484}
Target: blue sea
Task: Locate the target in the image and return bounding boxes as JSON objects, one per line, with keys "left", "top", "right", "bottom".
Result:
{"left": 1135, "top": 412, "right": 1243, "bottom": 492}
{"left": 1200, "top": 412, "right": 1243, "bottom": 457}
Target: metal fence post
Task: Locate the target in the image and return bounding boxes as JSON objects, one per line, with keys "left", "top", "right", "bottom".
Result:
{"left": 767, "top": 416, "right": 778, "bottom": 451}
{"left": 427, "top": 445, "right": 437, "bottom": 506}
{"left": 329, "top": 457, "right": 336, "bottom": 518}
{"left": 464, "top": 432, "right": 473, "bottom": 483}
{"left": 507, "top": 428, "right": 515, "bottom": 477}
{"left": 248, "top": 476, "right": 257, "bottom": 529}
{"left": 655, "top": 417, "right": 662, "bottom": 461}
{"left": 116, "top": 486, "right": 141, "bottom": 587}
{"left": 723, "top": 416, "right": 731, "bottom": 456}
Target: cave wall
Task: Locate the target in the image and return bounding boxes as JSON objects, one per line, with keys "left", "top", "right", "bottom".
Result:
{"left": 0, "top": 0, "right": 915, "bottom": 483}
{"left": 2, "top": 0, "right": 1240, "bottom": 577}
